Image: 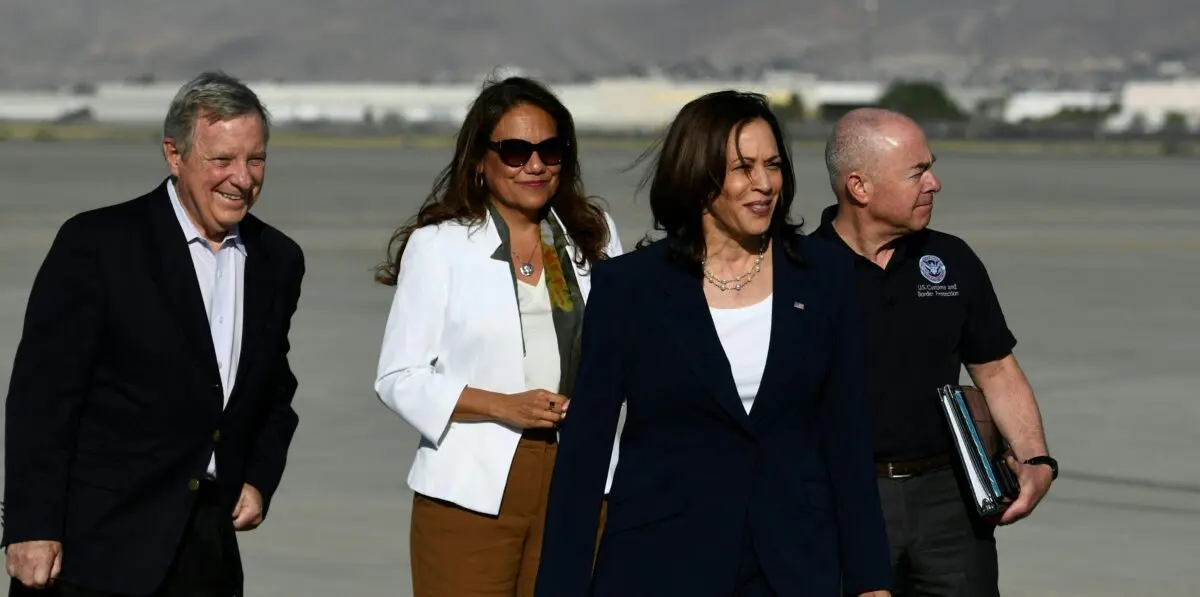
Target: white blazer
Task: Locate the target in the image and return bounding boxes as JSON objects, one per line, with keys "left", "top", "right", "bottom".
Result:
{"left": 374, "top": 207, "right": 625, "bottom": 516}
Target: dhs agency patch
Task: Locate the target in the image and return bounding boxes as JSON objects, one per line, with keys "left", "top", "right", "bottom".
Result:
{"left": 918, "top": 254, "right": 946, "bottom": 284}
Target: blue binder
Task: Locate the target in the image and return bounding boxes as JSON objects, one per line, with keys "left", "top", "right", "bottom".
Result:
{"left": 936, "top": 384, "right": 1020, "bottom": 518}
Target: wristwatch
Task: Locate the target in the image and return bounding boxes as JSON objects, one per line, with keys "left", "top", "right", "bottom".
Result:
{"left": 1024, "top": 455, "right": 1058, "bottom": 480}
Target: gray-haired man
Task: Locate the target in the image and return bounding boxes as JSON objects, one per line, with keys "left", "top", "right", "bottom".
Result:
{"left": 814, "top": 108, "right": 1055, "bottom": 596}
{"left": 4, "top": 71, "right": 305, "bottom": 596}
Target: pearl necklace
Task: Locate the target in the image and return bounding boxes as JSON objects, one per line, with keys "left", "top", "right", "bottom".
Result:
{"left": 702, "top": 236, "right": 767, "bottom": 292}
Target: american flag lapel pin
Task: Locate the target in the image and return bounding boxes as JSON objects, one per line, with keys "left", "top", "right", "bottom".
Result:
{"left": 793, "top": 301, "right": 805, "bottom": 310}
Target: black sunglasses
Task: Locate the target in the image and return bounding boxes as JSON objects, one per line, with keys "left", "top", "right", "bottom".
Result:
{"left": 487, "top": 137, "right": 568, "bottom": 168}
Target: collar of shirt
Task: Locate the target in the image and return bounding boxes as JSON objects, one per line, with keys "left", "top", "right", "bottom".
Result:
{"left": 166, "top": 179, "right": 247, "bottom": 256}
{"left": 814, "top": 204, "right": 921, "bottom": 268}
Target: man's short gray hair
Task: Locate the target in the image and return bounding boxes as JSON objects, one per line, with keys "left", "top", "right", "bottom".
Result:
{"left": 164, "top": 71, "right": 270, "bottom": 158}
{"left": 823, "top": 108, "right": 906, "bottom": 193}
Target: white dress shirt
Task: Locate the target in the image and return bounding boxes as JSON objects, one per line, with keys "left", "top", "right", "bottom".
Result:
{"left": 167, "top": 180, "right": 245, "bottom": 479}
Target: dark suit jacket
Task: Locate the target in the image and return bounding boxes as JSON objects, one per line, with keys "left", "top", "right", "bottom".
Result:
{"left": 535, "top": 233, "right": 890, "bottom": 597}
{"left": 2, "top": 179, "right": 304, "bottom": 596}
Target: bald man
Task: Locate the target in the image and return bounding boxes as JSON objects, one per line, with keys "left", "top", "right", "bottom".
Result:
{"left": 812, "top": 108, "right": 1055, "bottom": 597}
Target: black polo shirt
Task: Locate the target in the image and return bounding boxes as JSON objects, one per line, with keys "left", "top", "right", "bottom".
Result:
{"left": 813, "top": 205, "right": 1017, "bottom": 461}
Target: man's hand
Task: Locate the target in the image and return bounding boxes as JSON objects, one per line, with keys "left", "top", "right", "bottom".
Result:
{"left": 859, "top": 591, "right": 891, "bottom": 597}
{"left": 997, "top": 455, "right": 1054, "bottom": 525}
{"left": 5, "top": 540, "right": 62, "bottom": 589}
{"left": 232, "top": 483, "right": 264, "bottom": 531}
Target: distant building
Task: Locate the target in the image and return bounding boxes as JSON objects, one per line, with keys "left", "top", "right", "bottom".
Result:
{"left": 0, "top": 92, "right": 88, "bottom": 121}
{"left": 1002, "top": 90, "right": 1117, "bottom": 123}
{"left": 1, "top": 76, "right": 811, "bottom": 131}
{"left": 806, "top": 82, "right": 885, "bottom": 119}
{"left": 1106, "top": 79, "right": 1200, "bottom": 132}
{"left": 12, "top": 75, "right": 1174, "bottom": 134}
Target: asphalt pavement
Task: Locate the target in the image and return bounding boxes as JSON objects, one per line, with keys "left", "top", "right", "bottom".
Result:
{"left": 1, "top": 140, "right": 1197, "bottom": 596}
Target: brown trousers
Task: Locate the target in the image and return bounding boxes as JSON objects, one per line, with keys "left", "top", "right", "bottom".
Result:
{"left": 410, "top": 429, "right": 606, "bottom": 597}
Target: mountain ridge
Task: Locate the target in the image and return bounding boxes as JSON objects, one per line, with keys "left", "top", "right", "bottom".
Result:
{"left": 1, "top": 0, "right": 1197, "bottom": 88}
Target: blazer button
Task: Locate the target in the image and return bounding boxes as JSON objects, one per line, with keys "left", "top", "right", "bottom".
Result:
{"left": 212, "top": 430, "right": 221, "bottom": 442}
{"left": 188, "top": 478, "right": 201, "bottom": 492}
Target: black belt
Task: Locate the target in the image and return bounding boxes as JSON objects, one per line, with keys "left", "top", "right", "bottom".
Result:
{"left": 186, "top": 478, "right": 224, "bottom": 508}
{"left": 875, "top": 454, "right": 952, "bottom": 478}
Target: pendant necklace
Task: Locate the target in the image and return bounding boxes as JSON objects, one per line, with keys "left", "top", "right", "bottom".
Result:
{"left": 514, "top": 243, "right": 538, "bottom": 277}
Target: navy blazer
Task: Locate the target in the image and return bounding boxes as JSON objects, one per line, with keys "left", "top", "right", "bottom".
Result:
{"left": 535, "top": 233, "right": 890, "bottom": 596}
{"left": 3, "top": 180, "right": 304, "bottom": 596}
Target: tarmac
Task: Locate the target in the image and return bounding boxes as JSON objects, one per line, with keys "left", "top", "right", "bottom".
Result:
{"left": 1, "top": 140, "right": 1198, "bottom": 596}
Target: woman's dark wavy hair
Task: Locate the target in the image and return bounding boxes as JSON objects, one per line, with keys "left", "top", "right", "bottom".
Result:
{"left": 374, "top": 76, "right": 611, "bottom": 286}
{"left": 633, "top": 90, "right": 803, "bottom": 267}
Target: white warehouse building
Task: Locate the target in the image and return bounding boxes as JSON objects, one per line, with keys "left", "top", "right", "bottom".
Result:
{"left": 1105, "top": 79, "right": 1200, "bottom": 132}
{"left": 7, "top": 75, "right": 1196, "bottom": 133}
{"left": 0, "top": 76, "right": 805, "bottom": 131}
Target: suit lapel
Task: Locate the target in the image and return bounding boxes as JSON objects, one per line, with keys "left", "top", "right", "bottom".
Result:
{"left": 653, "top": 249, "right": 755, "bottom": 435}
{"left": 232, "top": 217, "right": 274, "bottom": 398}
{"left": 146, "top": 182, "right": 220, "bottom": 380}
{"left": 748, "top": 237, "right": 816, "bottom": 429}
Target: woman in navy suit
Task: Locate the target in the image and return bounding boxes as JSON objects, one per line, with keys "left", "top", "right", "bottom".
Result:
{"left": 534, "top": 91, "right": 892, "bottom": 596}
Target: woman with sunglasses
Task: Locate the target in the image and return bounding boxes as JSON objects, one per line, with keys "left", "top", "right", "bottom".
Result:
{"left": 535, "top": 91, "right": 892, "bottom": 596}
{"left": 372, "top": 76, "right": 623, "bottom": 597}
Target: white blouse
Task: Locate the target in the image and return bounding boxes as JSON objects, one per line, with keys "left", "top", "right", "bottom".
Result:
{"left": 516, "top": 273, "right": 562, "bottom": 394}
{"left": 709, "top": 294, "right": 773, "bottom": 414}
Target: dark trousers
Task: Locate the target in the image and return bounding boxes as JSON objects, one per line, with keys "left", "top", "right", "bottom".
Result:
{"left": 878, "top": 467, "right": 1000, "bottom": 597}
{"left": 10, "top": 481, "right": 240, "bottom": 597}
{"left": 733, "top": 528, "right": 777, "bottom": 597}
